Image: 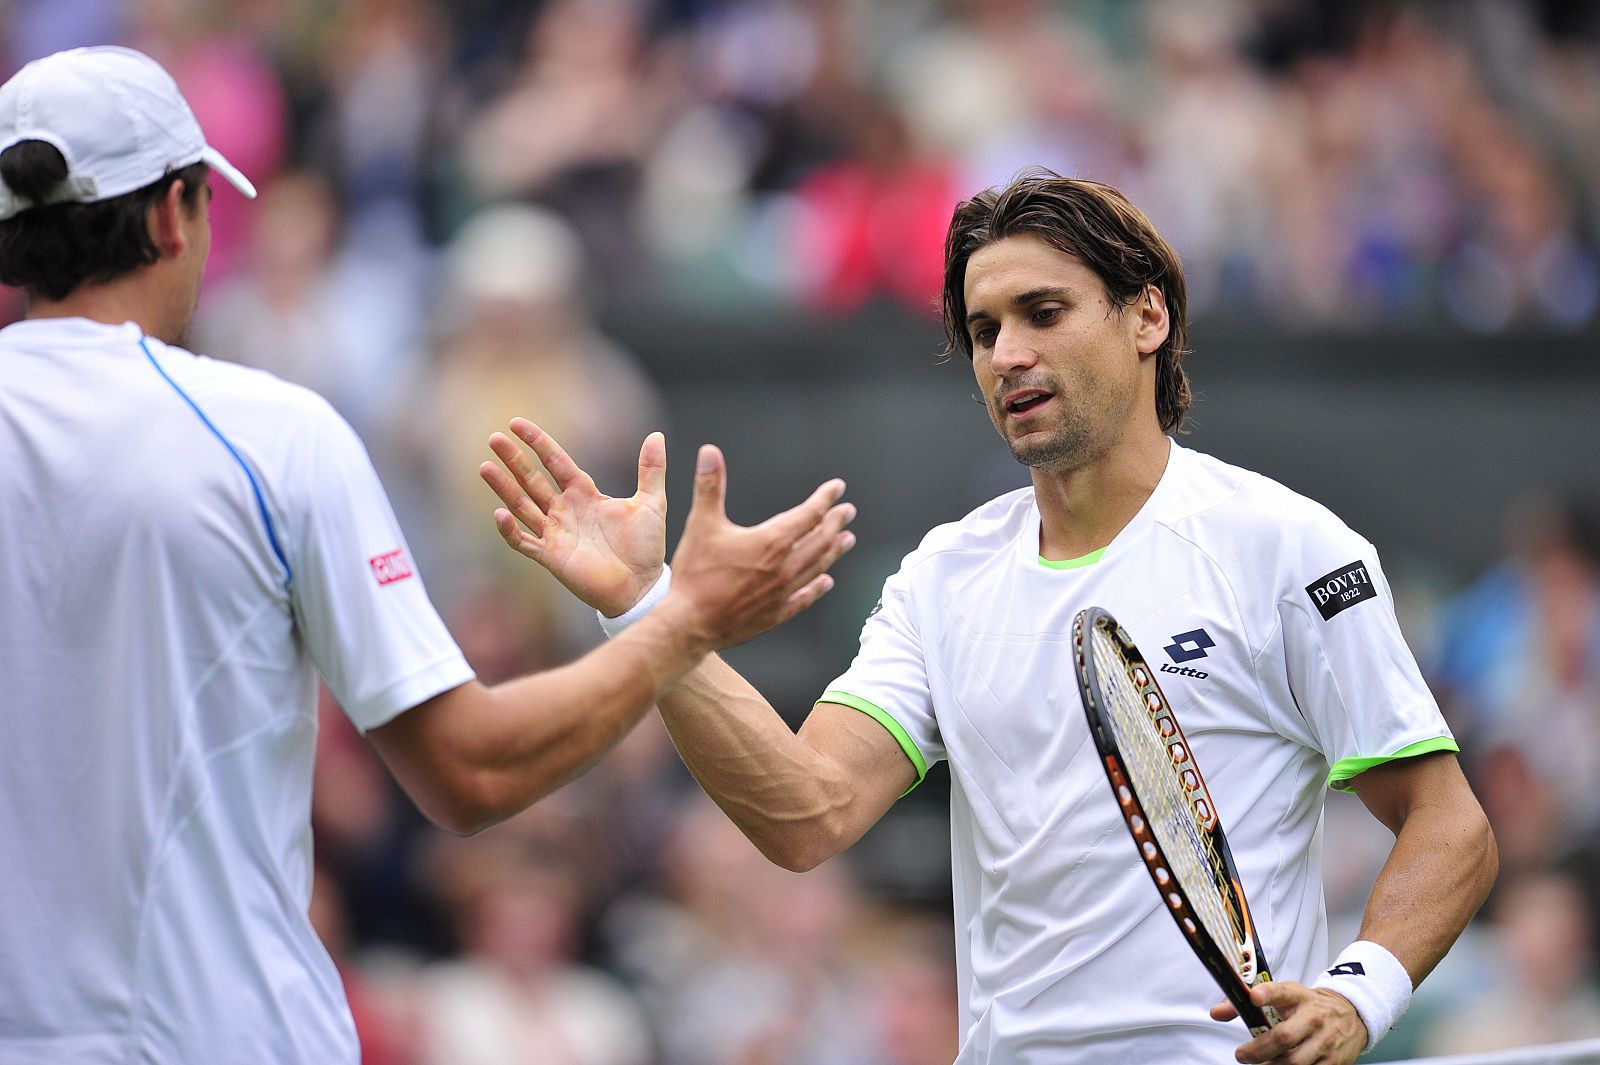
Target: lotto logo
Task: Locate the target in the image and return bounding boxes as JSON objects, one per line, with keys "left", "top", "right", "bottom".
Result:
{"left": 369, "top": 548, "right": 414, "bottom": 586}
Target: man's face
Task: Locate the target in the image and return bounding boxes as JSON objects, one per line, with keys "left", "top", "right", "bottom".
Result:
{"left": 962, "top": 234, "right": 1164, "bottom": 474}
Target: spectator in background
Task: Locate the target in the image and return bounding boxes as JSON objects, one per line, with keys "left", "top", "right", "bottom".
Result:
{"left": 411, "top": 819, "right": 652, "bottom": 1065}
{"left": 1434, "top": 495, "right": 1600, "bottom": 877}
{"left": 859, "top": 912, "right": 961, "bottom": 1065}
{"left": 1443, "top": 109, "right": 1599, "bottom": 331}
{"left": 4, "top": 0, "right": 123, "bottom": 64}
{"left": 1418, "top": 866, "right": 1600, "bottom": 1056}
{"left": 195, "top": 172, "right": 359, "bottom": 414}
{"left": 605, "top": 796, "right": 879, "bottom": 1065}
{"left": 459, "top": 0, "right": 675, "bottom": 286}
{"left": 400, "top": 203, "right": 663, "bottom": 655}
{"left": 885, "top": 0, "right": 1080, "bottom": 185}
{"left": 318, "top": 0, "right": 446, "bottom": 226}
{"left": 127, "top": 0, "right": 288, "bottom": 279}
{"left": 790, "top": 95, "right": 959, "bottom": 316}
{"left": 195, "top": 170, "right": 428, "bottom": 438}
{"left": 309, "top": 863, "right": 411, "bottom": 1065}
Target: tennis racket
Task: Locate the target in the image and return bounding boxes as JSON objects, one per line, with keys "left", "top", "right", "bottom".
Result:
{"left": 1072, "top": 606, "right": 1279, "bottom": 1036}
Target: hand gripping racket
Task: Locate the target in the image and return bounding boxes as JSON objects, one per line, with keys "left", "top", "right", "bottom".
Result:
{"left": 1072, "top": 606, "right": 1279, "bottom": 1035}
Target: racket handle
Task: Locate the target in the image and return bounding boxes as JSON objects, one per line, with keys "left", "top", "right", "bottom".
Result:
{"left": 1247, "top": 1003, "right": 1282, "bottom": 1036}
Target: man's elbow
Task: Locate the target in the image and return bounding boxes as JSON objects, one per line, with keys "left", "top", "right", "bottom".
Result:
{"left": 763, "top": 835, "right": 834, "bottom": 873}
{"left": 412, "top": 769, "right": 516, "bottom": 837}
{"left": 755, "top": 806, "right": 855, "bottom": 873}
{"left": 1469, "top": 806, "right": 1499, "bottom": 903}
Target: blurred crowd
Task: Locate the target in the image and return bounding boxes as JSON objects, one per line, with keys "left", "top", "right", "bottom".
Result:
{"left": 8, "top": 0, "right": 1600, "bottom": 333}
{"left": 6, "top": 0, "right": 1600, "bottom": 1060}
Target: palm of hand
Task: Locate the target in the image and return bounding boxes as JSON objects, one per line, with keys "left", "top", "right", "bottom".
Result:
{"left": 540, "top": 484, "right": 666, "bottom": 615}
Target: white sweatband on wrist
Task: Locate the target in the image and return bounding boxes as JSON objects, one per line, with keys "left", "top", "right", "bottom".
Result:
{"left": 1312, "top": 940, "right": 1413, "bottom": 1051}
{"left": 597, "top": 566, "right": 671, "bottom": 638}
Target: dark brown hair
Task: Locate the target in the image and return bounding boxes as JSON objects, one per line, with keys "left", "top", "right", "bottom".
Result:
{"left": 0, "top": 139, "right": 208, "bottom": 301}
{"left": 941, "top": 169, "right": 1192, "bottom": 433}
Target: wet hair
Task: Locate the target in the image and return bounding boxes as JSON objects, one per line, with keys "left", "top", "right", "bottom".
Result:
{"left": 0, "top": 139, "right": 208, "bottom": 301}
{"left": 941, "top": 169, "right": 1192, "bottom": 434}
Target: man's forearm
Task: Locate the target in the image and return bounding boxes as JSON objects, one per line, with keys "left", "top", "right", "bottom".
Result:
{"left": 657, "top": 655, "right": 856, "bottom": 871}
{"left": 373, "top": 603, "right": 713, "bottom": 834}
{"left": 1355, "top": 795, "right": 1497, "bottom": 985}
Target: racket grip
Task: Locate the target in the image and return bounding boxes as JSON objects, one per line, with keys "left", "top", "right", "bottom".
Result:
{"left": 1239, "top": 993, "right": 1278, "bottom": 1035}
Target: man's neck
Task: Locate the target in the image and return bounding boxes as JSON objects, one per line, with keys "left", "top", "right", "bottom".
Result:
{"left": 1032, "top": 426, "right": 1172, "bottom": 561}
{"left": 26, "top": 274, "right": 176, "bottom": 343}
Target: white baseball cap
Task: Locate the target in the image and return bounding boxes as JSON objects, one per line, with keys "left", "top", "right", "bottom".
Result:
{"left": 0, "top": 45, "right": 256, "bottom": 221}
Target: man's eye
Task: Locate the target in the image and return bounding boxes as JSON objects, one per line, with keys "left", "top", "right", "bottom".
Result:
{"left": 1032, "top": 307, "right": 1061, "bottom": 324}
{"left": 972, "top": 325, "right": 997, "bottom": 345}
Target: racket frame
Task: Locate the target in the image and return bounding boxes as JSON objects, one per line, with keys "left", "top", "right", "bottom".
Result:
{"left": 1073, "top": 606, "right": 1278, "bottom": 1036}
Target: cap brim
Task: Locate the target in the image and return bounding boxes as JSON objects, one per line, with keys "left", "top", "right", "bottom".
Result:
{"left": 201, "top": 145, "right": 256, "bottom": 199}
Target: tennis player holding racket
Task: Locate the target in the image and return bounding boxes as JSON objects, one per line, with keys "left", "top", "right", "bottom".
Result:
{"left": 483, "top": 171, "right": 1497, "bottom": 1064}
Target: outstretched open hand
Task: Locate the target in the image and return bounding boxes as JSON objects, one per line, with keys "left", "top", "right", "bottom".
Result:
{"left": 480, "top": 418, "right": 668, "bottom": 617}
{"left": 483, "top": 419, "right": 857, "bottom": 652}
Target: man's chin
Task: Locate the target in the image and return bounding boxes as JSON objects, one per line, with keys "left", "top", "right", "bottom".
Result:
{"left": 1010, "top": 431, "right": 1092, "bottom": 472}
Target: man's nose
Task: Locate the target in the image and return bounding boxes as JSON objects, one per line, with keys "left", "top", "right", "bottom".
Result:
{"left": 990, "top": 325, "right": 1039, "bottom": 374}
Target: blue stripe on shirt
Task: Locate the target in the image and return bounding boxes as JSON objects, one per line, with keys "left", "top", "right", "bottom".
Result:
{"left": 139, "top": 336, "right": 293, "bottom": 587}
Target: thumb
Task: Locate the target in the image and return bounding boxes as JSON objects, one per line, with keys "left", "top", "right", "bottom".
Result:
{"left": 687, "top": 444, "right": 727, "bottom": 527}
{"left": 637, "top": 432, "right": 667, "bottom": 506}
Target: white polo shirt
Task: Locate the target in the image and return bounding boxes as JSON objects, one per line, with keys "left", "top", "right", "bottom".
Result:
{"left": 0, "top": 318, "right": 474, "bottom": 1064}
{"left": 823, "top": 440, "right": 1455, "bottom": 1063}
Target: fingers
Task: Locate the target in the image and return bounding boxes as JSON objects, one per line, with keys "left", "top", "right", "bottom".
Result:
{"left": 777, "top": 572, "right": 837, "bottom": 622}
{"left": 785, "top": 503, "right": 857, "bottom": 584}
{"left": 1230, "top": 983, "right": 1359, "bottom": 1065}
{"left": 480, "top": 457, "right": 548, "bottom": 537}
{"left": 1210, "top": 999, "right": 1239, "bottom": 1023}
{"left": 509, "top": 418, "right": 595, "bottom": 493}
{"left": 487, "top": 432, "right": 556, "bottom": 512}
{"left": 637, "top": 431, "right": 667, "bottom": 506}
{"left": 493, "top": 508, "right": 543, "bottom": 561}
{"left": 760, "top": 477, "right": 847, "bottom": 540}
{"left": 1252, "top": 982, "right": 1310, "bottom": 1012}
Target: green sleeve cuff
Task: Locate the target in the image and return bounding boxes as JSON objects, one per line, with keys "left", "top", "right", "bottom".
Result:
{"left": 1327, "top": 736, "right": 1460, "bottom": 792}
{"left": 817, "top": 690, "right": 929, "bottom": 797}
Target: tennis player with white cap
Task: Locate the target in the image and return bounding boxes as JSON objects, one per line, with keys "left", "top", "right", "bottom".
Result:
{"left": 0, "top": 46, "right": 854, "bottom": 1064}
{"left": 0, "top": 46, "right": 257, "bottom": 220}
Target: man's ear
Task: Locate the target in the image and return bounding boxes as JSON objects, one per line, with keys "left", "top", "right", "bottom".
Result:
{"left": 148, "top": 180, "right": 190, "bottom": 259}
{"left": 1134, "top": 284, "right": 1170, "bottom": 356}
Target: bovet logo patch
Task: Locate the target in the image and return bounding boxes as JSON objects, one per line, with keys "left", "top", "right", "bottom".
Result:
{"left": 1305, "top": 560, "right": 1375, "bottom": 620}
{"left": 369, "top": 548, "right": 414, "bottom": 586}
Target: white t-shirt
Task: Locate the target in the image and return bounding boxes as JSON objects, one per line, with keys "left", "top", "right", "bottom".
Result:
{"left": 0, "top": 318, "right": 474, "bottom": 1064}
{"left": 823, "top": 440, "right": 1455, "bottom": 1063}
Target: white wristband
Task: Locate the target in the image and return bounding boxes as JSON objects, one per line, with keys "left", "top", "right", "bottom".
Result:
{"left": 1312, "top": 940, "right": 1413, "bottom": 1051}
{"left": 596, "top": 566, "right": 671, "bottom": 638}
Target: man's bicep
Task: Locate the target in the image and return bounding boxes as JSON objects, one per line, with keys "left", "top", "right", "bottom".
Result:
{"left": 801, "top": 699, "right": 922, "bottom": 840}
{"left": 1348, "top": 750, "right": 1477, "bottom": 836}
{"left": 366, "top": 680, "right": 487, "bottom": 834}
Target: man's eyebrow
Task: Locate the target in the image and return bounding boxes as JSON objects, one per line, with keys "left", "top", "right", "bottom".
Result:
{"left": 1013, "top": 285, "right": 1075, "bottom": 306}
{"left": 966, "top": 286, "right": 1077, "bottom": 325}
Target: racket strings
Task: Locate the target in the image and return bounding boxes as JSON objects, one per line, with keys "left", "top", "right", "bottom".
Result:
{"left": 1092, "top": 632, "right": 1248, "bottom": 973}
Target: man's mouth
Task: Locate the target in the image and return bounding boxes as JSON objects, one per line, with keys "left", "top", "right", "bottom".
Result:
{"left": 1002, "top": 389, "right": 1054, "bottom": 417}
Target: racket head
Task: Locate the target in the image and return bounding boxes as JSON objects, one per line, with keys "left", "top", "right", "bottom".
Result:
{"left": 1072, "top": 606, "right": 1278, "bottom": 1036}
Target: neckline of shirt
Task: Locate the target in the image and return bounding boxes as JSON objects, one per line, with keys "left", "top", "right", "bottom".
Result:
{"left": 1027, "top": 437, "right": 1183, "bottom": 571}
{"left": 1, "top": 316, "right": 144, "bottom": 347}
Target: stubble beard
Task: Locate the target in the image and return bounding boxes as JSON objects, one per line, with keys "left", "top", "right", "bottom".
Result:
{"left": 989, "top": 386, "right": 1099, "bottom": 473}
{"left": 990, "top": 378, "right": 1125, "bottom": 476}
{"left": 1009, "top": 419, "right": 1098, "bottom": 472}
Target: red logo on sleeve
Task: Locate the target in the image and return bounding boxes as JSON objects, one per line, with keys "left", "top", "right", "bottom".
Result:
{"left": 369, "top": 548, "right": 414, "bottom": 586}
